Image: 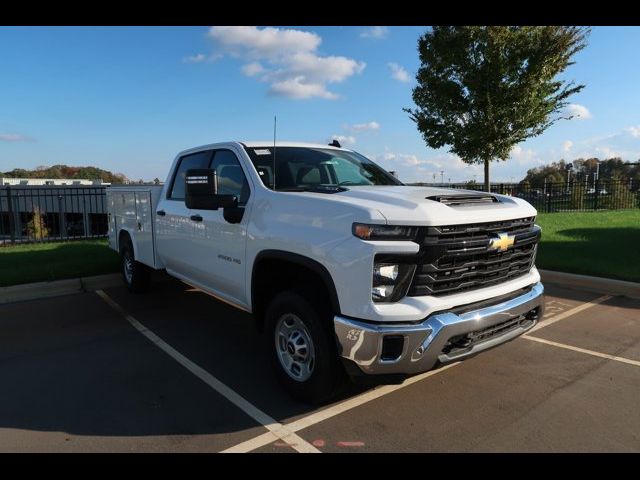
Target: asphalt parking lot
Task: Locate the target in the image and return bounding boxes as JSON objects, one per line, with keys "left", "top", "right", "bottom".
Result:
{"left": 1, "top": 278, "right": 639, "bottom": 452}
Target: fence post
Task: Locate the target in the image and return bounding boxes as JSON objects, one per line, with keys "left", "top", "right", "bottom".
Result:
{"left": 6, "top": 186, "right": 16, "bottom": 244}
{"left": 546, "top": 192, "right": 551, "bottom": 213}
{"left": 594, "top": 178, "right": 599, "bottom": 211}
{"left": 82, "top": 189, "right": 89, "bottom": 238}
{"left": 58, "top": 194, "right": 65, "bottom": 240}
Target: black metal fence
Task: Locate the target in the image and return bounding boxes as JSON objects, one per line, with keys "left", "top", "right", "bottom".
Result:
{"left": 412, "top": 179, "right": 640, "bottom": 213}
{"left": 0, "top": 185, "right": 108, "bottom": 245}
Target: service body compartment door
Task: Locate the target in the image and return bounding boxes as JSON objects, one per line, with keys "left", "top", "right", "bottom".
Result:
{"left": 134, "top": 191, "right": 156, "bottom": 268}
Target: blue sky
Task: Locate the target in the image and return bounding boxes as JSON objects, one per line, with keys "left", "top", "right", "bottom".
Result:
{"left": 1, "top": 26, "right": 639, "bottom": 183}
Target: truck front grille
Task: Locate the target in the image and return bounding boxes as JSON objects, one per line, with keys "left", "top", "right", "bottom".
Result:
{"left": 408, "top": 217, "right": 539, "bottom": 297}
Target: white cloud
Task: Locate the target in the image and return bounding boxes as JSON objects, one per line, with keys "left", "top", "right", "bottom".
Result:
{"left": 360, "top": 26, "right": 389, "bottom": 39}
{"left": 207, "top": 26, "right": 365, "bottom": 100}
{"left": 241, "top": 62, "right": 265, "bottom": 77}
{"left": 183, "top": 53, "right": 206, "bottom": 63}
{"left": 208, "top": 26, "right": 320, "bottom": 59}
{"left": 330, "top": 135, "right": 356, "bottom": 145}
{"left": 348, "top": 121, "right": 380, "bottom": 132}
{"left": 626, "top": 125, "right": 640, "bottom": 137}
{"left": 510, "top": 145, "right": 544, "bottom": 166}
{"left": 0, "top": 133, "right": 29, "bottom": 142}
{"left": 565, "top": 103, "right": 592, "bottom": 120}
{"left": 270, "top": 77, "right": 338, "bottom": 100}
{"left": 369, "top": 150, "right": 482, "bottom": 183}
{"left": 562, "top": 140, "right": 573, "bottom": 154}
{"left": 388, "top": 62, "right": 410, "bottom": 83}
{"left": 595, "top": 146, "right": 618, "bottom": 158}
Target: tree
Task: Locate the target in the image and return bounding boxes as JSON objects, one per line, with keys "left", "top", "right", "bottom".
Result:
{"left": 405, "top": 26, "right": 590, "bottom": 191}
{"left": 25, "top": 207, "right": 49, "bottom": 240}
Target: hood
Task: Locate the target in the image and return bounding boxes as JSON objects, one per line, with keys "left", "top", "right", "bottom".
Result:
{"left": 298, "top": 185, "right": 538, "bottom": 226}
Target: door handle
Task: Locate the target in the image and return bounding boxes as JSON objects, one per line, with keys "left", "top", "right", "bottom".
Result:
{"left": 190, "top": 214, "right": 203, "bottom": 222}
{"left": 156, "top": 210, "right": 166, "bottom": 216}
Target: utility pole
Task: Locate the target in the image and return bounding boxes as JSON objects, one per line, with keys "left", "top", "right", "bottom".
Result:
{"left": 440, "top": 170, "right": 444, "bottom": 184}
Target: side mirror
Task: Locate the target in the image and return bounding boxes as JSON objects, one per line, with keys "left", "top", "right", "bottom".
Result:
{"left": 185, "top": 169, "right": 238, "bottom": 210}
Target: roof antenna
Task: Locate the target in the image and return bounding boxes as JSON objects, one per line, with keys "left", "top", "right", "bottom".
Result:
{"left": 329, "top": 139, "right": 341, "bottom": 148}
{"left": 273, "top": 115, "right": 277, "bottom": 191}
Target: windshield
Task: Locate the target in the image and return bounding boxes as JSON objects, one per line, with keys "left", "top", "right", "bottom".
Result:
{"left": 243, "top": 146, "right": 402, "bottom": 190}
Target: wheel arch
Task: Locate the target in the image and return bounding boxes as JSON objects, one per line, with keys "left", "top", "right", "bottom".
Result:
{"left": 118, "top": 228, "right": 138, "bottom": 259}
{"left": 251, "top": 250, "right": 341, "bottom": 331}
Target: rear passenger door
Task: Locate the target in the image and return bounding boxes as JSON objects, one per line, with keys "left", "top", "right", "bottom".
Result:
{"left": 190, "top": 148, "right": 252, "bottom": 305}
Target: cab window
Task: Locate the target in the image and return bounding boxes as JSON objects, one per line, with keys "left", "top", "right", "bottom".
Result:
{"left": 211, "top": 150, "right": 251, "bottom": 206}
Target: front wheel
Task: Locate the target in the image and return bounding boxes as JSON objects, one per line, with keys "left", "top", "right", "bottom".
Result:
{"left": 265, "top": 290, "right": 344, "bottom": 404}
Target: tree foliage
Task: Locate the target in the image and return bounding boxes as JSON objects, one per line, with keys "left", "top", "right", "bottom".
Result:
{"left": 25, "top": 207, "right": 49, "bottom": 240}
{"left": 406, "top": 26, "right": 590, "bottom": 190}
{"left": 0, "top": 164, "right": 128, "bottom": 184}
{"left": 522, "top": 157, "right": 640, "bottom": 185}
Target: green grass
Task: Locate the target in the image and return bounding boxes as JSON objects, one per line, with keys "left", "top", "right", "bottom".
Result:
{"left": 536, "top": 210, "right": 640, "bottom": 283}
{"left": 0, "top": 239, "right": 120, "bottom": 287}
{"left": 1, "top": 210, "right": 638, "bottom": 287}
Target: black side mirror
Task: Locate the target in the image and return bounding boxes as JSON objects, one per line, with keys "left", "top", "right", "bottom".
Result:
{"left": 185, "top": 169, "right": 238, "bottom": 211}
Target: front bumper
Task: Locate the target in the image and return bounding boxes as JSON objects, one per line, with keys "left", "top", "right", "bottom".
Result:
{"left": 334, "top": 282, "right": 544, "bottom": 375}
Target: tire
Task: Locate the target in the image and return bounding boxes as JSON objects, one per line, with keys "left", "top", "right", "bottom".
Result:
{"left": 120, "top": 238, "right": 151, "bottom": 293}
{"left": 265, "top": 289, "right": 344, "bottom": 404}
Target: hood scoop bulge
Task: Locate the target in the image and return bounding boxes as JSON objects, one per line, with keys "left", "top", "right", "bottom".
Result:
{"left": 426, "top": 193, "right": 499, "bottom": 206}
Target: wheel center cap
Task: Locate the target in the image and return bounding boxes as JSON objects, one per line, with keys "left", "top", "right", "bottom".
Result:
{"left": 287, "top": 342, "right": 295, "bottom": 355}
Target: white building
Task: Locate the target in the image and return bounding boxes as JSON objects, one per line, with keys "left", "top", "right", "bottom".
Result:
{"left": 0, "top": 177, "right": 110, "bottom": 186}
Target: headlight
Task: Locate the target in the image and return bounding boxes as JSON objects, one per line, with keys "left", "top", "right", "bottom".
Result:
{"left": 353, "top": 223, "right": 418, "bottom": 241}
{"left": 372, "top": 259, "right": 416, "bottom": 303}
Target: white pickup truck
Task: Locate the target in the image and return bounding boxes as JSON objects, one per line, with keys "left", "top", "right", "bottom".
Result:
{"left": 107, "top": 141, "right": 544, "bottom": 402}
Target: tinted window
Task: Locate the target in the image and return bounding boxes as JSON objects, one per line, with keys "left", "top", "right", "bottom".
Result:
{"left": 211, "top": 150, "right": 251, "bottom": 205}
{"left": 243, "top": 147, "right": 402, "bottom": 190}
{"left": 169, "top": 151, "right": 212, "bottom": 200}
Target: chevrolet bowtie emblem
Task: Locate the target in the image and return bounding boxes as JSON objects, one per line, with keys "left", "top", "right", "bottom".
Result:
{"left": 489, "top": 232, "right": 515, "bottom": 252}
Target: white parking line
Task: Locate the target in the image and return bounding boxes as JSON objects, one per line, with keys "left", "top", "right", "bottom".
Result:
{"left": 529, "top": 294, "right": 612, "bottom": 333}
{"left": 523, "top": 335, "right": 640, "bottom": 367}
{"left": 95, "top": 290, "right": 320, "bottom": 454}
{"left": 221, "top": 362, "right": 461, "bottom": 453}
{"left": 223, "top": 292, "right": 622, "bottom": 453}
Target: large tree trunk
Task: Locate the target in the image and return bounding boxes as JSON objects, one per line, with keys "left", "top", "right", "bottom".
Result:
{"left": 484, "top": 158, "right": 490, "bottom": 192}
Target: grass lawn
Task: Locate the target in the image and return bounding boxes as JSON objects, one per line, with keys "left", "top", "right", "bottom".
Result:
{"left": 0, "top": 210, "right": 638, "bottom": 287}
{"left": 0, "top": 239, "right": 120, "bottom": 287}
{"left": 536, "top": 210, "right": 640, "bottom": 283}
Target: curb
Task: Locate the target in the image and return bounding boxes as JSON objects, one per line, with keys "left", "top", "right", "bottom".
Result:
{"left": 539, "top": 269, "right": 640, "bottom": 300}
{"left": 0, "top": 273, "right": 122, "bottom": 304}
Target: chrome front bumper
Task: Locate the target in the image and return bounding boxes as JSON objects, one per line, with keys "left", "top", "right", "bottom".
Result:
{"left": 334, "top": 282, "right": 544, "bottom": 375}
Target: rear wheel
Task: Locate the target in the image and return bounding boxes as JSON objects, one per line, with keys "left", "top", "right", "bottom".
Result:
{"left": 120, "top": 238, "right": 151, "bottom": 293}
{"left": 265, "top": 290, "right": 344, "bottom": 404}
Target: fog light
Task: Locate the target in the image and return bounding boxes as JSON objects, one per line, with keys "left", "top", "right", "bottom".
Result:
{"left": 372, "top": 260, "right": 417, "bottom": 303}
{"left": 374, "top": 263, "right": 399, "bottom": 282}
{"left": 372, "top": 285, "right": 395, "bottom": 300}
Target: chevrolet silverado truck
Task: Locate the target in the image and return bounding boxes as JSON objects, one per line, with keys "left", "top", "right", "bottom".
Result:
{"left": 107, "top": 141, "right": 544, "bottom": 403}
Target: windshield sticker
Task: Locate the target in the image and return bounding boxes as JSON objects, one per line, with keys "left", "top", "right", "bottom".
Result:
{"left": 254, "top": 149, "right": 271, "bottom": 155}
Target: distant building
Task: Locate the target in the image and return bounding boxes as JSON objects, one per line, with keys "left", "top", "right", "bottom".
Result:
{"left": 0, "top": 177, "right": 110, "bottom": 186}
